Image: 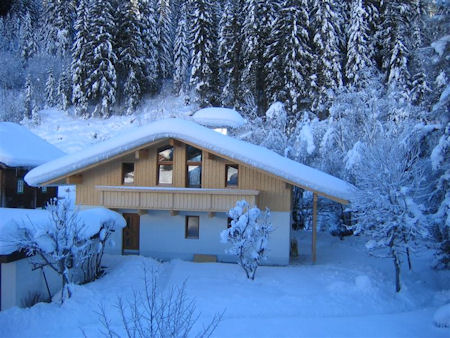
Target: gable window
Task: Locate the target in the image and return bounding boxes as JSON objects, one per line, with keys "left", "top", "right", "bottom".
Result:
{"left": 17, "top": 179, "right": 24, "bottom": 194}
{"left": 122, "top": 163, "right": 135, "bottom": 184}
{"left": 158, "top": 145, "right": 174, "bottom": 185}
{"left": 186, "top": 145, "right": 202, "bottom": 188}
{"left": 185, "top": 216, "right": 199, "bottom": 239}
{"left": 225, "top": 164, "right": 238, "bottom": 187}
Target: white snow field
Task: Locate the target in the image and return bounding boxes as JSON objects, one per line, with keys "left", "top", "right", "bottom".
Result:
{"left": 0, "top": 232, "right": 448, "bottom": 338}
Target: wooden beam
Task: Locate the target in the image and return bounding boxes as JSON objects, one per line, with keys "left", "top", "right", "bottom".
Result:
{"left": 208, "top": 212, "right": 215, "bottom": 218}
{"left": 312, "top": 193, "right": 318, "bottom": 264}
{"left": 169, "top": 139, "right": 182, "bottom": 147}
{"left": 207, "top": 152, "right": 218, "bottom": 160}
{"left": 135, "top": 149, "right": 149, "bottom": 160}
{"left": 66, "top": 174, "right": 82, "bottom": 184}
{"left": 169, "top": 210, "right": 179, "bottom": 216}
{"left": 137, "top": 209, "right": 147, "bottom": 216}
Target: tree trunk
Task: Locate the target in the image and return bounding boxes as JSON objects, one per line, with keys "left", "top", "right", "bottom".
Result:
{"left": 393, "top": 251, "right": 401, "bottom": 292}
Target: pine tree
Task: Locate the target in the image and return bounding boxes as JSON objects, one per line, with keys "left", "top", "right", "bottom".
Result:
{"left": 345, "top": 0, "right": 373, "bottom": 88}
{"left": 58, "top": 67, "right": 72, "bottom": 112}
{"left": 410, "top": 71, "right": 431, "bottom": 105}
{"left": 24, "top": 75, "right": 33, "bottom": 120}
{"left": 140, "top": 0, "right": 161, "bottom": 94}
{"left": 218, "top": 0, "right": 243, "bottom": 107}
{"left": 45, "top": 69, "right": 56, "bottom": 107}
{"left": 117, "top": 0, "right": 147, "bottom": 114}
{"left": 71, "top": 0, "right": 90, "bottom": 117}
{"left": 85, "top": 0, "right": 118, "bottom": 118}
{"left": 172, "top": 1, "right": 190, "bottom": 95}
{"left": 42, "top": 0, "right": 74, "bottom": 56}
{"left": 311, "top": 0, "right": 343, "bottom": 114}
{"left": 20, "top": 11, "right": 37, "bottom": 62}
{"left": 158, "top": 0, "right": 174, "bottom": 79}
{"left": 240, "top": 0, "right": 274, "bottom": 114}
{"left": 265, "top": 0, "right": 312, "bottom": 115}
{"left": 189, "top": 0, "right": 219, "bottom": 107}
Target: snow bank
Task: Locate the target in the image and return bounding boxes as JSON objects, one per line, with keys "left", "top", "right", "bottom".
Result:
{"left": 192, "top": 107, "right": 245, "bottom": 128}
{"left": 0, "top": 122, "right": 65, "bottom": 167}
{"left": 25, "top": 118, "right": 355, "bottom": 202}
{"left": 0, "top": 207, "right": 125, "bottom": 255}
{"left": 434, "top": 303, "right": 450, "bottom": 328}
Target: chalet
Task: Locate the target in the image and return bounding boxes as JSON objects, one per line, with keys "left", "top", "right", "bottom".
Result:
{"left": 25, "top": 118, "right": 354, "bottom": 265}
{"left": 0, "top": 122, "right": 64, "bottom": 209}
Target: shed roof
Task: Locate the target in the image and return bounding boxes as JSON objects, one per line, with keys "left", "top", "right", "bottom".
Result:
{"left": 0, "top": 122, "right": 65, "bottom": 168}
{"left": 192, "top": 107, "right": 245, "bottom": 128}
{"left": 25, "top": 118, "right": 355, "bottom": 203}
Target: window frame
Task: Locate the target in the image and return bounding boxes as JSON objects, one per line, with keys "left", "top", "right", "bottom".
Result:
{"left": 121, "top": 162, "right": 135, "bottom": 185}
{"left": 17, "top": 178, "right": 24, "bottom": 194}
{"left": 185, "top": 215, "right": 200, "bottom": 239}
{"left": 157, "top": 145, "right": 174, "bottom": 185}
{"left": 186, "top": 145, "right": 202, "bottom": 188}
{"left": 225, "top": 164, "right": 239, "bottom": 188}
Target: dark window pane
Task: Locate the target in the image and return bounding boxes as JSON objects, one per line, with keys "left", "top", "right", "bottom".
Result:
{"left": 159, "top": 164, "right": 173, "bottom": 184}
{"left": 17, "top": 179, "right": 24, "bottom": 194}
{"left": 186, "top": 216, "right": 199, "bottom": 239}
{"left": 158, "top": 146, "right": 173, "bottom": 161}
{"left": 186, "top": 145, "right": 202, "bottom": 162}
{"left": 226, "top": 165, "right": 238, "bottom": 187}
{"left": 187, "top": 165, "right": 201, "bottom": 187}
{"left": 122, "top": 163, "right": 135, "bottom": 184}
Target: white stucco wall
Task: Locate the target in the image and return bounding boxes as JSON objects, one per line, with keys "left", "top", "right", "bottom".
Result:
{"left": 1, "top": 257, "right": 60, "bottom": 311}
{"left": 133, "top": 210, "right": 290, "bottom": 265}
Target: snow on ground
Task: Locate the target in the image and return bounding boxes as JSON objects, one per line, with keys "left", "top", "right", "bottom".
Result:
{"left": 0, "top": 232, "right": 448, "bottom": 338}
{"left": 24, "top": 85, "right": 196, "bottom": 154}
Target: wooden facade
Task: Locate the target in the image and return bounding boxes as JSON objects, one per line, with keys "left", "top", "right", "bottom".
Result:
{"left": 0, "top": 166, "right": 57, "bottom": 209}
{"left": 73, "top": 139, "right": 292, "bottom": 212}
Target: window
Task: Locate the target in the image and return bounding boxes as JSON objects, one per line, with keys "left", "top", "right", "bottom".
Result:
{"left": 17, "top": 179, "right": 24, "bottom": 194}
{"left": 122, "top": 163, "right": 135, "bottom": 184}
{"left": 225, "top": 164, "right": 238, "bottom": 187}
{"left": 185, "top": 216, "right": 199, "bottom": 239}
{"left": 186, "top": 145, "right": 202, "bottom": 187}
{"left": 42, "top": 186, "right": 47, "bottom": 193}
{"left": 158, "top": 145, "right": 174, "bottom": 185}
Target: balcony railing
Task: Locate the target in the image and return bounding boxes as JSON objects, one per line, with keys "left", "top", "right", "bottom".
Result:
{"left": 96, "top": 185, "right": 259, "bottom": 212}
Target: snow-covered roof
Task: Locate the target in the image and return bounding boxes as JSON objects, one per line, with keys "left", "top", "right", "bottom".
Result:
{"left": 0, "top": 207, "right": 126, "bottom": 255}
{"left": 192, "top": 107, "right": 245, "bottom": 128}
{"left": 25, "top": 118, "right": 355, "bottom": 202}
{"left": 0, "top": 122, "right": 65, "bottom": 168}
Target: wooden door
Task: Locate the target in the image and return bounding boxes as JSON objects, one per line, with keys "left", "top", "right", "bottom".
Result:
{"left": 122, "top": 213, "right": 140, "bottom": 253}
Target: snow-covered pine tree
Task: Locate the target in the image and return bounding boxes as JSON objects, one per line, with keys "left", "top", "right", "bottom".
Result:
{"left": 158, "top": 0, "right": 174, "bottom": 79}
{"left": 85, "top": 0, "right": 118, "bottom": 118}
{"left": 240, "top": 0, "right": 273, "bottom": 114}
{"left": 189, "top": 0, "right": 219, "bottom": 107}
{"left": 410, "top": 71, "right": 431, "bottom": 105}
{"left": 379, "top": 1, "right": 411, "bottom": 95}
{"left": 71, "top": 0, "right": 90, "bottom": 117}
{"left": 31, "top": 103, "right": 40, "bottom": 125}
{"left": 172, "top": 1, "right": 190, "bottom": 95}
{"left": 116, "top": 0, "right": 147, "bottom": 114}
{"left": 345, "top": 0, "right": 374, "bottom": 88}
{"left": 265, "top": 0, "right": 312, "bottom": 116}
{"left": 45, "top": 69, "right": 56, "bottom": 107}
{"left": 42, "top": 0, "right": 74, "bottom": 57}
{"left": 218, "top": 0, "right": 243, "bottom": 107}
{"left": 58, "top": 67, "right": 72, "bottom": 112}
{"left": 19, "top": 11, "right": 37, "bottom": 63}
{"left": 23, "top": 75, "right": 33, "bottom": 119}
{"left": 311, "top": 0, "right": 343, "bottom": 116}
{"left": 140, "top": 0, "right": 161, "bottom": 94}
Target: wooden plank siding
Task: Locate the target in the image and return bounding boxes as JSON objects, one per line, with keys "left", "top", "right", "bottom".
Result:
{"left": 74, "top": 139, "right": 292, "bottom": 212}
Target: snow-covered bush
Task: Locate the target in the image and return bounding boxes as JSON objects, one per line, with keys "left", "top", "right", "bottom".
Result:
{"left": 350, "top": 130, "right": 429, "bottom": 292}
{"left": 433, "top": 303, "right": 450, "bottom": 328}
{"left": 99, "top": 267, "right": 222, "bottom": 338}
{"left": 15, "top": 200, "right": 121, "bottom": 303}
{"left": 221, "top": 200, "right": 273, "bottom": 280}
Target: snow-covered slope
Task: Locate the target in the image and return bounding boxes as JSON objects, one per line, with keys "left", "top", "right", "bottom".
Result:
{"left": 25, "top": 118, "right": 355, "bottom": 202}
